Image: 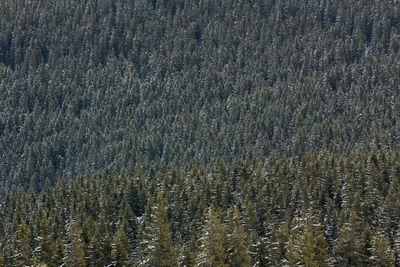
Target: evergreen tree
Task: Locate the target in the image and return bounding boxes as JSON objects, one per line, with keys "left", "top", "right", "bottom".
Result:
{"left": 285, "top": 213, "right": 329, "bottom": 267}
{"left": 361, "top": 223, "right": 373, "bottom": 266}
{"left": 394, "top": 225, "right": 400, "bottom": 267}
{"left": 369, "top": 228, "right": 394, "bottom": 267}
{"left": 197, "top": 204, "right": 228, "bottom": 267}
{"left": 272, "top": 223, "right": 290, "bottom": 266}
{"left": 333, "top": 211, "right": 365, "bottom": 266}
{"left": 179, "top": 234, "right": 199, "bottom": 267}
{"left": 139, "top": 193, "right": 177, "bottom": 266}
{"left": 34, "top": 211, "right": 56, "bottom": 266}
{"left": 112, "top": 226, "right": 132, "bottom": 266}
{"left": 63, "top": 218, "right": 86, "bottom": 267}
{"left": 12, "top": 221, "right": 32, "bottom": 267}
{"left": 226, "top": 208, "right": 251, "bottom": 267}
{"left": 54, "top": 237, "right": 65, "bottom": 267}
{"left": 99, "top": 228, "right": 113, "bottom": 266}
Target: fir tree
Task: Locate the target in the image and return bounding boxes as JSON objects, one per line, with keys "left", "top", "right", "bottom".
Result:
{"left": 63, "top": 218, "right": 86, "bottom": 267}
{"left": 54, "top": 237, "right": 65, "bottom": 267}
{"left": 197, "top": 204, "right": 228, "bottom": 267}
{"left": 369, "top": 228, "right": 394, "bottom": 267}
{"left": 139, "top": 193, "right": 177, "bottom": 266}
{"left": 394, "top": 225, "right": 400, "bottom": 267}
{"left": 226, "top": 208, "right": 251, "bottom": 267}
{"left": 272, "top": 223, "right": 290, "bottom": 266}
{"left": 12, "top": 221, "right": 32, "bottom": 267}
{"left": 285, "top": 213, "right": 329, "bottom": 267}
{"left": 333, "top": 211, "right": 365, "bottom": 266}
{"left": 112, "top": 226, "right": 133, "bottom": 266}
{"left": 34, "top": 211, "right": 56, "bottom": 266}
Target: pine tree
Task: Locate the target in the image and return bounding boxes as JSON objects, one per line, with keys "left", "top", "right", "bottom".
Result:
{"left": 63, "top": 218, "right": 86, "bottom": 267}
{"left": 112, "top": 226, "right": 132, "bottom": 266}
{"left": 80, "top": 216, "right": 93, "bottom": 265}
{"left": 179, "top": 234, "right": 199, "bottom": 267}
{"left": 34, "top": 211, "right": 56, "bottom": 266}
{"left": 54, "top": 237, "right": 65, "bottom": 267}
{"left": 87, "top": 227, "right": 102, "bottom": 267}
{"left": 196, "top": 204, "right": 228, "bottom": 267}
{"left": 12, "top": 221, "right": 32, "bottom": 267}
{"left": 271, "top": 223, "right": 290, "bottom": 266}
{"left": 100, "top": 228, "right": 113, "bottom": 266}
{"left": 139, "top": 193, "right": 177, "bottom": 266}
{"left": 369, "top": 228, "right": 394, "bottom": 267}
{"left": 242, "top": 199, "right": 259, "bottom": 254}
{"left": 333, "top": 211, "right": 364, "bottom": 266}
{"left": 361, "top": 223, "right": 373, "bottom": 266}
{"left": 285, "top": 213, "right": 329, "bottom": 267}
{"left": 394, "top": 225, "right": 400, "bottom": 267}
{"left": 227, "top": 208, "right": 251, "bottom": 267}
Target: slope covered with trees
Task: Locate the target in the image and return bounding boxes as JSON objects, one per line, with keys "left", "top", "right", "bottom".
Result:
{"left": 1, "top": 149, "right": 400, "bottom": 266}
{"left": 1, "top": 0, "right": 400, "bottom": 191}
{"left": 1, "top": 0, "right": 400, "bottom": 266}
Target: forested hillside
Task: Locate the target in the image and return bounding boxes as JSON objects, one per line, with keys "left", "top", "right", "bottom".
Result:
{"left": 1, "top": 0, "right": 400, "bottom": 266}
{"left": 2, "top": 149, "right": 400, "bottom": 266}
{"left": 1, "top": 0, "right": 400, "bottom": 191}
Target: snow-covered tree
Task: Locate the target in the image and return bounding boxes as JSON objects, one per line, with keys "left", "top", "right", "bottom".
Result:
{"left": 197, "top": 204, "right": 228, "bottom": 266}
{"left": 12, "top": 221, "right": 32, "bottom": 267}
{"left": 394, "top": 225, "right": 400, "bottom": 266}
{"left": 112, "top": 226, "right": 133, "bottom": 266}
{"left": 369, "top": 228, "right": 394, "bottom": 267}
{"left": 226, "top": 207, "right": 251, "bottom": 267}
{"left": 139, "top": 193, "right": 177, "bottom": 266}
{"left": 62, "top": 218, "right": 86, "bottom": 267}
{"left": 333, "top": 211, "right": 364, "bottom": 266}
{"left": 285, "top": 212, "right": 329, "bottom": 267}
{"left": 34, "top": 211, "right": 56, "bottom": 266}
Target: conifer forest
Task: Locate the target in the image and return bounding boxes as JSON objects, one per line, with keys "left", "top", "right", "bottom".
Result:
{"left": 1, "top": 0, "right": 400, "bottom": 266}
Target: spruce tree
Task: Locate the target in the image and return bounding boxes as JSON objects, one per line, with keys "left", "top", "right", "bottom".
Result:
{"left": 63, "top": 218, "right": 86, "bottom": 267}
{"left": 139, "top": 193, "right": 177, "bottom": 266}
{"left": 34, "top": 211, "right": 56, "bottom": 266}
{"left": 54, "top": 237, "right": 65, "bottom": 267}
{"left": 333, "top": 211, "right": 364, "bottom": 266}
{"left": 12, "top": 221, "right": 32, "bottom": 267}
{"left": 272, "top": 223, "right": 290, "bottom": 266}
{"left": 285, "top": 213, "right": 329, "bottom": 267}
{"left": 394, "top": 225, "right": 400, "bottom": 267}
{"left": 369, "top": 228, "right": 394, "bottom": 267}
{"left": 112, "top": 227, "right": 132, "bottom": 266}
{"left": 227, "top": 208, "right": 251, "bottom": 267}
{"left": 196, "top": 204, "right": 228, "bottom": 267}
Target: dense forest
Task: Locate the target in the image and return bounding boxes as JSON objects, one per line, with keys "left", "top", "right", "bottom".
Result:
{"left": 2, "top": 149, "right": 400, "bottom": 266}
{"left": 1, "top": 0, "right": 400, "bottom": 266}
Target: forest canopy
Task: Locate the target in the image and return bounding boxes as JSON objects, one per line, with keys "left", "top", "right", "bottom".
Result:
{"left": 1, "top": 0, "right": 399, "bottom": 191}
{"left": 0, "top": 0, "right": 400, "bottom": 266}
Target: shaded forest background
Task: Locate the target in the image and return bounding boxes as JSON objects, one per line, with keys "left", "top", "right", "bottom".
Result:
{"left": 1, "top": 0, "right": 400, "bottom": 266}
{"left": 1, "top": 0, "right": 400, "bottom": 191}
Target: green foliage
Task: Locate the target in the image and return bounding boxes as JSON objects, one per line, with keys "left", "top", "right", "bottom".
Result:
{"left": 333, "top": 211, "right": 365, "bottom": 266}
{"left": 0, "top": 151, "right": 397, "bottom": 265}
{"left": 197, "top": 204, "right": 228, "bottom": 267}
{"left": 369, "top": 228, "right": 394, "bottom": 267}
{"left": 139, "top": 193, "right": 177, "bottom": 267}
{"left": 34, "top": 211, "right": 56, "bottom": 266}
{"left": 1, "top": 4, "right": 400, "bottom": 264}
{"left": 0, "top": 0, "right": 399, "bottom": 193}
{"left": 63, "top": 219, "right": 86, "bottom": 267}
{"left": 285, "top": 212, "right": 329, "bottom": 267}
{"left": 12, "top": 221, "right": 31, "bottom": 267}
{"left": 112, "top": 227, "right": 133, "bottom": 266}
{"left": 226, "top": 208, "right": 251, "bottom": 267}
